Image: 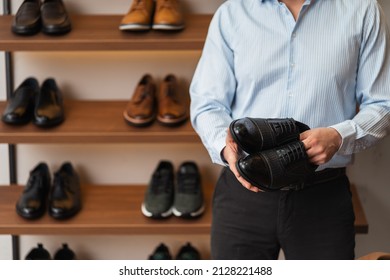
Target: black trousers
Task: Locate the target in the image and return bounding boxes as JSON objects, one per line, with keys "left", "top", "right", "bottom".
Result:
{"left": 211, "top": 168, "right": 355, "bottom": 260}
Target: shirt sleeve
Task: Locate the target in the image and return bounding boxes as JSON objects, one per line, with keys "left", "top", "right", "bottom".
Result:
{"left": 190, "top": 4, "right": 236, "bottom": 165}
{"left": 331, "top": 2, "right": 390, "bottom": 155}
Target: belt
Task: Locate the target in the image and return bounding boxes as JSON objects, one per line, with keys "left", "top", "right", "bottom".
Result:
{"left": 280, "top": 167, "right": 346, "bottom": 191}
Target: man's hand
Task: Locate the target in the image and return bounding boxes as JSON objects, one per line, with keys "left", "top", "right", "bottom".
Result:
{"left": 300, "top": 127, "right": 342, "bottom": 165}
{"left": 223, "top": 129, "right": 261, "bottom": 192}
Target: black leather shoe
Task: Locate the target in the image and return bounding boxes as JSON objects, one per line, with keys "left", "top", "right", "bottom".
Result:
{"left": 230, "top": 117, "right": 310, "bottom": 154}
{"left": 49, "top": 162, "right": 81, "bottom": 219}
{"left": 2, "top": 77, "right": 38, "bottom": 125}
{"left": 41, "top": 0, "right": 72, "bottom": 35}
{"left": 25, "top": 243, "right": 51, "bottom": 260}
{"left": 11, "top": 0, "right": 41, "bottom": 36}
{"left": 16, "top": 162, "right": 51, "bottom": 219}
{"left": 34, "top": 78, "right": 65, "bottom": 127}
{"left": 54, "top": 243, "right": 76, "bottom": 260}
{"left": 236, "top": 141, "right": 317, "bottom": 191}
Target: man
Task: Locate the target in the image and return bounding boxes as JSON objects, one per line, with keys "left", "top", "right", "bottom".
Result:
{"left": 190, "top": 0, "right": 390, "bottom": 259}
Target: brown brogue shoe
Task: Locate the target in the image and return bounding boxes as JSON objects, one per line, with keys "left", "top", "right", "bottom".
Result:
{"left": 124, "top": 74, "right": 157, "bottom": 127}
{"left": 153, "top": 0, "right": 185, "bottom": 31}
{"left": 157, "top": 74, "right": 188, "bottom": 126}
{"left": 119, "top": 0, "right": 154, "bottom": 31}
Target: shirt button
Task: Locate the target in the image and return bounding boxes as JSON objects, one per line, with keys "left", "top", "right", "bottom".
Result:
{"left": 292, "top": 32, "right": 296, "bottom": 38}
{"left": 290, "top": 63, "right": 295, "bottom": 68}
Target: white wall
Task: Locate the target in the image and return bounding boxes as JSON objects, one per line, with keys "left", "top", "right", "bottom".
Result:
{"left": 1, "top": 0, "right": 390, "bottom": 260}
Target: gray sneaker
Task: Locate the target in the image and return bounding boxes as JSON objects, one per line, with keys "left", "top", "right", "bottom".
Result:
{"left": 172, "top": 161, "right": 205, "bottom": 218}
{"left": 141, "top": 161, "right": 174, "bottom": 219}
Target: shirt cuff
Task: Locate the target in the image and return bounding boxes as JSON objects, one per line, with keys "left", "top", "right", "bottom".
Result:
{"left": 220, "top": 147, "right": 229, "bottom": 167}
{"left": 329, "top": 120, "right": 357, "bottom": 155}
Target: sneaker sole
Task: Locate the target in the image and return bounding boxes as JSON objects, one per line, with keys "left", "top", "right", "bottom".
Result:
{"left": 152, "top": 24, "right": 185, "bottom": 31}
{"left": 141, "top": 203, "right": 172, "bottom": 219}
{"left": 172, "top": 203, "right": 205, "bottom": 219}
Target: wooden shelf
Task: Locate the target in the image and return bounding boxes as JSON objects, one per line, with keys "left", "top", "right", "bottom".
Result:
{"left": 0, "top": 184, "right": 213, "bottom": 235}
{"left": 0, "top": 15, "right": 212, "bottom": 51}
{"left": 0, "top": 100, "right": 200, "bottom": 144}
{"left": 0, "top": 184, "right": 368, "bottom": 235}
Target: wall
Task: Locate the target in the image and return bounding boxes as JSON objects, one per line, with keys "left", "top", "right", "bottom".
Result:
{"left": 1, "top": 0, "right": 389, "bottom": 260}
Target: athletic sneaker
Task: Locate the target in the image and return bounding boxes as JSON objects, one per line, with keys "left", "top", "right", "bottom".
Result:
{"left": 141, "top": 161, "right": 174, "bottom": 218}
{"left": 176, "top": 242, "right": 201, "bottom": 260}
{"left": 148, "top": 243, "right": 172, "bottom": 260}
{"left": 172, "top": 161, "right": 205, "bottom": 218}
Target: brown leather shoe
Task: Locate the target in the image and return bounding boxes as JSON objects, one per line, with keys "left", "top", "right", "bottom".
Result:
{"left": 157, "top": 74, "right": 188, "bottom": 126}
{"left": 119, "top": 0, "right": 154, "bottom": 31}
{"left": 124, "top": 74, "right": 157, "bottom": 127}
{"left": 153, "top": 0, "right": 185, "bottom": 31}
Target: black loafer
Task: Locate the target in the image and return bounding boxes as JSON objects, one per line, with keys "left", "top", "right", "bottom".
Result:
{"left": 11, "top": 0, "right": 41, "bottom": 36}
{"left": 236, "top": 141, "right": 317, "bottom": 191}
{"left": 16, "top": 162, "right": 51, "bottom": 219}
{"left": 49, "top": 162, "right": 81, "bottom": 219}
{"left": 2, "top": 77, "right": 38, "bottom": 125}
{"left": 34, "top": 78, "right": 65, "bottom": 127}
{"left": 41, "top": 0, "right": 72, "bottom": 35}
{"left": 230, "top": 117, "right": 310, "bottom": 154}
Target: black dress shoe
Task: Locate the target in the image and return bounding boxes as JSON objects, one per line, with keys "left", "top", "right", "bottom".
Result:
{"left": 34, "top": 78, "right": 65, "bottom": 127}
{"left": 236, "top": 141, "right": 317, "bottom": 191}
{"left": 11, "top": 0, "right": 41, "bottom": 36}
{"left": 230, "top": 117, "right": 310, "bottom": 154}
{"left": 16, "top": 162, "right": 51, "bottom": 219}
{"left": 25, "top": 243, "right": 51, "bottom": 260}
{"left": 49, "top": 162, "right": 81, "bottom": 219}
{"left": 54, "top": 243, "right": 76, "bottom": 260}
{"left": 2, "top": 77, "right": 38, "bottom": 125}
{"left": 41, "top": 0, "right": 72, "bottom": 35}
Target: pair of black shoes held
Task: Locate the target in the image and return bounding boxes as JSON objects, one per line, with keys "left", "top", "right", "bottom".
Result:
{"left": 12, "top": 0, "right": 71, "bottom": 36}
{"left": 16, "top": 162, "right": 81, "bottom": 220}
{"left": 230, "top": 118, "right": 317, "bottom": 191}
{"left": 2, "top": 77, "right": 64, "bottom": 127}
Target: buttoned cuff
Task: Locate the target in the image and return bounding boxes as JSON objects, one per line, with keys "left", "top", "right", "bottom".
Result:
{"left": 329, "top": 121, "right": 357, "bottom": 155}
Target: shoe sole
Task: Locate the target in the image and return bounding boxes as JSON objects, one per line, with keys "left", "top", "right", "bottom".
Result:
{"left": 12, "top": 24, "right": 41, "bottom": 36}
{"left": 42, "top": 25, "right": 72, "bottom": 35}
{"left": 15, "top": 206, "right": 46, "bottom": 220}
{"left": 119, "top": 24, "right": 151, "bottom": 31}
{"left": 152, "top": 24, "right": 185, "bottom": 31}
{"left": 49, "top": 205, "right": 81, "bottom": 220}
{"left": 172, "top": 203, "right": 205, "bottom": 219}
{"left": 33, "top": 116, "right": 64, "bottom": 128}
{"left": 2, "top": 115, "right": 32, "bottom": 125}
{"left": 156, "top": 114, "right": 188, "bottom": 127}
{"left": 141, "top": 203, "right": 172, "bottom": 219}
{"left": 123, "top": 111, "right": 156, "bottom": 127}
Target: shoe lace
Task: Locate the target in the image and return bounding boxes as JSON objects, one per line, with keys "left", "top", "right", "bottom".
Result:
{"left": 159, "top": 0, "right": 175, "bottom": 9}
{"left": 151, "top": 172, "right": 172, "bottom": 194}
{"left": 25, "top": 174, "right": 41, "bottom": 191}
{"left": 278, "top": 142, "right": 306, "bottom": 166}
{"left": 131, "top": 0, "right": 146, "bottom": 11}
{"left": 53, "top": 173, "right": 72, "bottom": 196}
{"left": 177, "top": 174, "right": 198, "bottom": 194}
{"left": 270, "top": 119, "right": 296, "bottom": 137}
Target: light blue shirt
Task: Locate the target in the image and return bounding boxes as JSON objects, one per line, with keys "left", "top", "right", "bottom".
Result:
{"left": 190, "top": 0, "right": 390, "bottom": 169}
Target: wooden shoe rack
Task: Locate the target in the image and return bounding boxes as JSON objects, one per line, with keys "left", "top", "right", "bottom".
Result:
{"left": 0, "top": 7, "right": 368, "bottom": 259}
